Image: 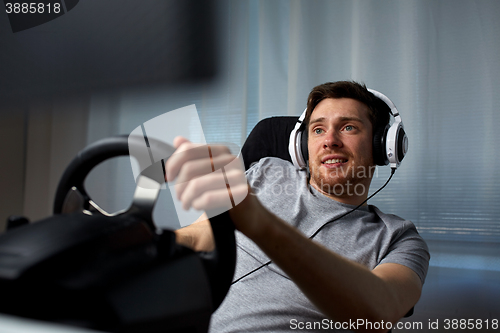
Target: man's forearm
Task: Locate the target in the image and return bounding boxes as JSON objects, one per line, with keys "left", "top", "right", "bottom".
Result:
{"left": 232, "top": 198, "right": 419, "bottom": 331}
{"left": 175, "top": 215, "right": 214, "bottom": 252}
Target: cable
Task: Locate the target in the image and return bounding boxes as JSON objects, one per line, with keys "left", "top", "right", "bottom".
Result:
{"left": 308, "top": 167, "right": 395, "bottom": 239}
{"left": 231, "top": 260, "right": 272, "bottom": 285}
{"left": 231, "top": 168, "right": 396, "bottom": 285}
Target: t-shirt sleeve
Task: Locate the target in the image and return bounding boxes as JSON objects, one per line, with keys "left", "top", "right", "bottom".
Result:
{"left": 378, "top": 223, "right": 430, "bottom": 285}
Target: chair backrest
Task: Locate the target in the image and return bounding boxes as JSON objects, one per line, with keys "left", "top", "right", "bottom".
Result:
{"left": 241, "top": 116, "right": 298, "bottom": 170}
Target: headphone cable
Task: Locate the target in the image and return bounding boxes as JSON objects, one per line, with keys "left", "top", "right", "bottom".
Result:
{"left": 231, "top": 168, "right": 396, "bottom": 285}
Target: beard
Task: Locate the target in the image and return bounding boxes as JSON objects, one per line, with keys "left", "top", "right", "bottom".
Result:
{"left": 308, "top": 162, "right": 375, "bottom": 198}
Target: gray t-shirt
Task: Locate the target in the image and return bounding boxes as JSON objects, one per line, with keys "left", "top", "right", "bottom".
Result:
{"left": 209, "top": 157, "right": 430, "bottom": 332}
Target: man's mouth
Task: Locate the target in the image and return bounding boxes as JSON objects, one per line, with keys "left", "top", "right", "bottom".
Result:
{"left": 323, "top": 158, "right": 348, "bottom": 165}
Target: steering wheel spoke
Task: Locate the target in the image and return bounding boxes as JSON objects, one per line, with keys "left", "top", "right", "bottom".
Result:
{"left": 126, "top": 174, "right": 162, "bottom": 228}
{"left": 61, "top": 186, "right": 88, "bottom": 214}
{"left": 61, "top": 186, "right": 124, "bottom": 217}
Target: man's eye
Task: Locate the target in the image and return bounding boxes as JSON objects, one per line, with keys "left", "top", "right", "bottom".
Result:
{"left": 314, "top": 128, "right": 323, "bottom": 134}
{"left": 344, "top": 125, "right": 354, "bottom": 132}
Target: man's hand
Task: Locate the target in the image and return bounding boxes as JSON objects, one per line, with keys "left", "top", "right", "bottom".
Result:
{"left": 166, "top": 136, "right": 266, "bottom": 251}
{"left": 165, "top": 136, "right": 248, "bottom": 214}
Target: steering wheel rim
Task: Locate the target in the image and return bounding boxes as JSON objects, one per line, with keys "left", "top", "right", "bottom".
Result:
{"left": 53, "top": 135, "right": 236, "bottom": 311}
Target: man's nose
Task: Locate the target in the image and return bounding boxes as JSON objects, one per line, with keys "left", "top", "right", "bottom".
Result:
{"left": 323, "top": 130, "right": 343, "bottom": 149}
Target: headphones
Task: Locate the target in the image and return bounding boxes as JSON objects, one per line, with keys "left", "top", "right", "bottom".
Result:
{"left": 288, "top": 88, "right": 408, "bottom": 170}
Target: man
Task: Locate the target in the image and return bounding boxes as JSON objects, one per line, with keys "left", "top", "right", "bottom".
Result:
{"left": 167, "top": 81, "right": 429, "bottom": 332}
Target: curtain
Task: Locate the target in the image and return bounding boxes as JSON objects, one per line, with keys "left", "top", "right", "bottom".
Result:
{"left": 83, "top": 0, "right": 500, "bottom": 250}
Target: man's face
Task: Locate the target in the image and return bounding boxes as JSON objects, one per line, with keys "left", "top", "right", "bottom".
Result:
{"left": 307, "top": 97, "right": 375, "bottom": 203}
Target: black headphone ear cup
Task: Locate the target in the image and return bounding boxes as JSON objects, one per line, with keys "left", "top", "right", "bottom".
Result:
{"left": 300, "top": 125, "right": 309, "bottom": 167}
{"left": 373, "top": 124, "right": 389, "bottom": 166}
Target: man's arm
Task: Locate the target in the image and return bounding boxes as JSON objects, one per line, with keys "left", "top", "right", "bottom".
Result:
{"left": 227, "top": 192, "right": 421, "bottom": 330}
{"left": 175, "top": 214, "right": 214, "bottom": 252}
{"left": 175, "top": 198, "right": 420, "bottom": 331}
{"left": 225, "top": 191, "right": 422, "bottom": 323}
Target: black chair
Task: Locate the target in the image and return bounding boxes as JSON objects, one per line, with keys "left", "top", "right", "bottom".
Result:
{"left": 241, "top": 115, "right": 414, "bottom": 323}
{"left": 241, "top": 116, "right": 297, "bottom": 170}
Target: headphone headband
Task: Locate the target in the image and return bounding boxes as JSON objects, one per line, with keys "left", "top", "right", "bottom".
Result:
{"left": 288, "top": 108, "right": 308, "bottom": 169}
{"left": 288, "top": 88, "right": 408, "bottom": 170}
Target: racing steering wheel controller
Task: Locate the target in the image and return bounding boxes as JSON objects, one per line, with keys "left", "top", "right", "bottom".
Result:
{"left": 0, "top": 135, "right": 236, "bottom": 333}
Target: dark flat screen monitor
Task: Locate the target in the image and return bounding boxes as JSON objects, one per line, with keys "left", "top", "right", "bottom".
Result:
{"left": 0, "top": 0, "right": 216, "bottom": 104}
